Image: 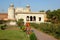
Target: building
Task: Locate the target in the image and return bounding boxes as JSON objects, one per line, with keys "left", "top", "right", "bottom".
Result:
{"left": 0, "top": 13, "right": 8, "bottom": 20}
{"left": 0, "top": 3, "right": 47, "bottom": 24}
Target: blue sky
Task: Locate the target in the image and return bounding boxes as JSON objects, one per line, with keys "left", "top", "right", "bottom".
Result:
{"left": 0, "top": 0, "right": 60, "bottom": 12}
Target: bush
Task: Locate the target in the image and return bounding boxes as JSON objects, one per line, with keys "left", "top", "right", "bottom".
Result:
{"left": 30, "top": 23, "right": 40, "bottom": 29}
{"left": 17, "top": 19, "right": 24, "bottom": 26}
{"left": 30, "top": 33, "right": 37, "bottom": 40}
{"left": 0, "top": 24, "right": 7, "bottom": 30}
{"left": 21, "top": 26, "right": 26, "bottom": 32}
{"left": 54, "top": 24, "right": 60, "bottom": 39}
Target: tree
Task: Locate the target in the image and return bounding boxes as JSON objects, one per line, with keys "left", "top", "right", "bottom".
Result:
{"left": 46, "top": 9, "right": 60, "bottom": 23}
{"left": 39, "top": 10, "right": 45, "bottom": 12}
{"left": 46, "top": 10, "right": 51, "bottom": 18}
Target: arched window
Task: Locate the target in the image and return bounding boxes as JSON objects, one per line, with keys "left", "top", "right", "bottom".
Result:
{"left": 26, "top": 16, "right": 29, "bottom": 21}
{"left": 30, "top": 16, "right": 32, "bottom": 21}
{"left": 33, "top": 16, "right": 36, "bottom": 21}
{"left": 39, "top": 17, "right": 41, "bottom": 21}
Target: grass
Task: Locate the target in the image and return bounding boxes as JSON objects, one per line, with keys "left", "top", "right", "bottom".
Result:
{"left": 0, "top": 30, "right": 30, "bottom": 40}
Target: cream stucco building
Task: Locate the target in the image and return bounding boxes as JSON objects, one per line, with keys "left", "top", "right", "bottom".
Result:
{"left": 8, "top": 4, "right": 46, "bottom": 24}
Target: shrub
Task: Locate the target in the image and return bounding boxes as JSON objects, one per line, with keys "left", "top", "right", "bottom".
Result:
{"left": 30, "top": 33, "right": 37, "bottom": 40}
{"left": 54, "top": 24, "right": 60, "bottom": 39}
{"left": 0, "top": 24, "right": 7, "bottom": 30}
{"left": 30, "top": 23, "right": 40, "bottom": 29}
{"left": 21, "top": 26, "right": 26, "bottom": 32}
{"left": 17, "top": 19, "right": 24, "bottom": 26}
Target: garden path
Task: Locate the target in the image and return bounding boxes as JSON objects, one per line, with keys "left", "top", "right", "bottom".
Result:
{"left": 32, "top": 28, "right": 57, "bottom": 40}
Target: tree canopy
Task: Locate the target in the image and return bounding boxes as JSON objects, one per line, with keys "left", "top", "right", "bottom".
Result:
{"left": 46, "top": 9, "right": 60, "bottom": 23}
{"left": 39, "top": 10, "right": 45, "bottom": 12}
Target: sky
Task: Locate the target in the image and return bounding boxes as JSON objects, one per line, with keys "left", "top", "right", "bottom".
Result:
{"left": 0, "top": 0, "right": 60, "bottom": 12}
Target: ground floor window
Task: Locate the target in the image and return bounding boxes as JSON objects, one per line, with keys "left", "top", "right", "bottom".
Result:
{"left": 30, "top": 16, "right": 32, "bottom": 21}
{"left": 39, "top": 17, "right": 41, "bottom": 21}
{"left": 26, "top": 16, "right": 29, "bottom": 21}
{"left": 26, "top": 16, "right": 36, "bottom": 21}
{"left": 33, "top": 16, "right": 36, "bottom": 21}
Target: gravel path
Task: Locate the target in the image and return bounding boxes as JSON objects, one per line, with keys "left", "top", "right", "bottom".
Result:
{"left": 32, "top": 28, "right": 57, "bottom": 40}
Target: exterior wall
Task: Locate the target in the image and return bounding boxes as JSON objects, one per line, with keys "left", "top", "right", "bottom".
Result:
{"left": 15, "top": 8, "right": 30, "bottom": 13}
{"left": 8, "top": 7, "right": 15, "bottom": 20}
{"left": 15, "top": 8, "right": 24, "bottom": 13}
{"left": 15, "top": 13, "right": 44, "bottom": 23}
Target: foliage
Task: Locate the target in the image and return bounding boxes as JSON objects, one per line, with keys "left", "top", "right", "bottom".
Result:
{"left": 0, "top": 20, "right": 7, "bottom": 24}
{"left": 46, "top": 9, "right": 60, "bottom": 23}
{"left": 30, "top": 23, "right": 60, "bottom": 39}
{"left": 0, "top": 24, "right": 7, "bottom": 30}
{"left": 30, "top": 23, "right": 40, "bottom": 29}
{"left": 17, "top": 19, "right": 24, "bottom": 26}
{"left": 30, "top": 33, "right": 37, "bottom": 40}
{"left": 39, "top": 10, "right": 45, "bottom": 12}
{"left": 21, "top": 26, "right": 26, "bottom": 32}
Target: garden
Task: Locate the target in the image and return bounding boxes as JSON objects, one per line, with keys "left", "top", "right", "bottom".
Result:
{"left": 30, "top": 23, "right": 60, "bottom": 40}
{"left": 17, "top": 19, "right": 37, "bottom": 40}
{"left": 0, "top": 19, "right": 37, "bottom": 40}
{"left": 0, "top": 24, "right": 30, "bottom": 40}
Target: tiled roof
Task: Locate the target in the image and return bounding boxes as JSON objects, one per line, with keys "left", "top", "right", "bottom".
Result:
{"left": 0, "top": 13, "right": 8, "bottom": 20}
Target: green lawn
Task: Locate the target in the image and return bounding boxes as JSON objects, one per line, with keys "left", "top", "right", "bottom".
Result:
{"left": 0, "top": 30, "right": 30, "bottom": 40}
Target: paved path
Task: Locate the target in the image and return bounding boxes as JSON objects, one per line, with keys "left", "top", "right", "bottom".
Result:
{"left": 32, "top": 28, "right": 57, "bottom": 40}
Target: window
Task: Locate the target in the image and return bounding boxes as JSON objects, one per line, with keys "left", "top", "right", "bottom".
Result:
{"left": 33, "top": 16, "right": 36, "bottom": 21}
{"left": 30, "top": 16, "right": 32, "bottom": 21}
{"left": 26, "top": 16, "right": 29, "bottom": 21}
{"left": 26, "top": 16, "right": 36, "bottom": 21}
{"left": 39, "top": 17, "right": 41, "bottom": 21}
